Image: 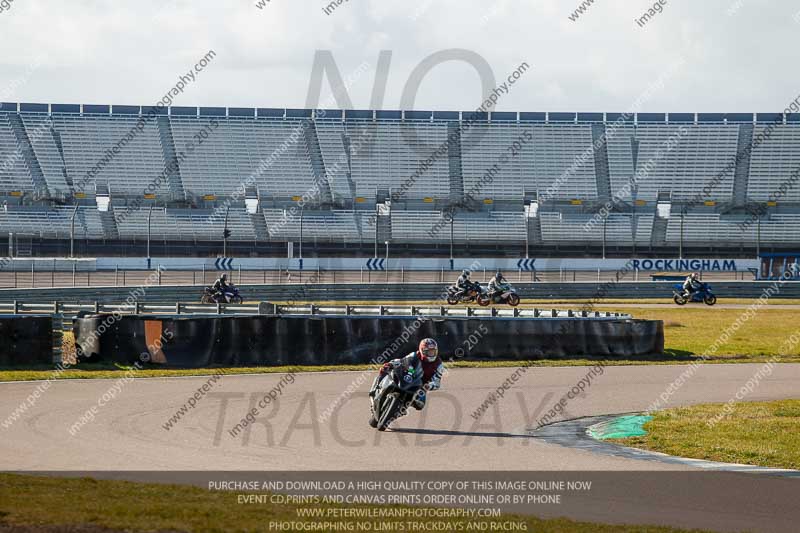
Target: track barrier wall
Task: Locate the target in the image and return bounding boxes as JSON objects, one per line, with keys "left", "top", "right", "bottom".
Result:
{"left": 0, "top": 315, "right": 54, "bottom": 365}
{"left": 74, "top": 314, "right": 664, "bottom": 368}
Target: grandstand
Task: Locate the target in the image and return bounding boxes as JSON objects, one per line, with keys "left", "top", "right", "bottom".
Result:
{"left": 0, "top": 102, "right": 799, "bottom": 257}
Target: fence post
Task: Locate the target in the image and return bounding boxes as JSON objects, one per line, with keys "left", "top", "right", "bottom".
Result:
{"left": 72, "top": 264, "right": 76, "bottom": 287}
{"left": 238, "top": 265, "right": 242, "bottom": 285}
{"left": 360, "top": 267, "right": 363, "bottom": 283}
{"left": 31, "top": 262, "right": 34, "bottom": 288}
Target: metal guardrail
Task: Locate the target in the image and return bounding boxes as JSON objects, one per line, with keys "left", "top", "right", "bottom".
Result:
{"left": 0, "top": 301, "right": 632, "bottom": 320}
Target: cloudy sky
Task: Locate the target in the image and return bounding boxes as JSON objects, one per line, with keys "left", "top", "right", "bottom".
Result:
{"left": 0, "top": 0, "right": 798, "bottom": 113}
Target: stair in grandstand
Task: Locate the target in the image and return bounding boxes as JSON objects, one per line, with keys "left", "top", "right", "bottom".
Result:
{"left": 304, "top": 121, "right": 333, "bottom": 204}
{"left": 590, "top": 124, "right": 612, "bottom": 201}
{"left": 6, "top": 114, "right": 49, "bottom": 199}
{"left": 49, "top": 128, "right": 73, "bottom": 188}
{"left": 376, "top": 209, "right": 393, "bottom": 243}
{"left": 447, "top": 123, "right": 465, "bottom": 201}
{"left": 251, "top": 211, "right": 270, "bottom": 241}
{"left": 155, "top": 116, "right": 186, "bottom": 201}
{"left": 528, "top": 216, "right": 543, "bottom": 245}
{"left": 99, "top": 209, "right": 120, "bottom": 240}
{"left": 341, "top": 133, "right": 359, "bottom": 202}
{"left": 630, "top": 137, "right": 640, "bottom": 174}
{"left": 732, "top": 123, "right": 754, "bottom": 206}
{"left": 650, "top": 215, "right": 668, "bottom": 247}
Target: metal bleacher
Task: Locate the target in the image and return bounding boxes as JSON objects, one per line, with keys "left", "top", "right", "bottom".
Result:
{"left": 747, "top": 125, "right": 800, "bottom": 202}
{"left": 607, "top": 124, "right": 740, "bottom": 202}
{"left": 0, "top": 115, "right": 35, "bottom": 193}
{"left": 1, "top": 104, "right": 800, "bottom": 255}
{"left": 170, "top": 117, "right": 317, "bottom": 200}
{"left": 50, "top": 114, "right": 167, "bottom": 197}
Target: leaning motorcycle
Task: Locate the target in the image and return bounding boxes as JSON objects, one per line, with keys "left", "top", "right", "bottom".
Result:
{"left": 672, "top": 283, "right": 716, "bottom": 306}
{"left": 479, "top": 283, "right": 521, "bottom": 307}
{"left": 446, "top": 282, "right": 490, "bottom": 306}
{"left": 369, "top": 365, "right": 424, "bottom": 431}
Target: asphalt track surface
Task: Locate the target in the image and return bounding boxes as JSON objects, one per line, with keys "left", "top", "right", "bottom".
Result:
{"left": 2, "top": 364, "right": 800, "bottom": 532}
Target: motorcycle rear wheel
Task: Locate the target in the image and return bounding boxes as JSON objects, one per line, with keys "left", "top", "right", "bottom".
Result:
{"left": 673, "top": 294, "right": 687, "bottom": 305}
{"left": 201, "top": 294, "right": 214, "bottom": 304}
{"left": 476, "top": 294, "right": 490, "bottom": 306}
{"left": 446, "top": 295, "right": 459, "bottom": 305}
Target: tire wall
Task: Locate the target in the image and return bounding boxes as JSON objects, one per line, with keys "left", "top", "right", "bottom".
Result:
{"left": 73, "top": 314, "right": 664, "bottom": 368}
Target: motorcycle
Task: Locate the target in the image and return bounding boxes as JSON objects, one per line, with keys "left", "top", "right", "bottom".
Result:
{"left": 481, "top": 283, "right": 521, "bottom": 307}
{"left": 672, "top": 283, "right": 716, "bottom": 306}
{"left": 369, "top": 364, "right": 423, "bottom": 431}
{"left": 201, "top": 284, "right": 243, "bottom": 304}
{"left": 446, "top": 282, "right": 490, "bottom": 305}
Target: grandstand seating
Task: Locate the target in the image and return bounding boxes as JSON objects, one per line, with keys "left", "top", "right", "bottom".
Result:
{"left": 0, "top": 115, "right": 35, "bottom": 193}
{"left": 49, "top": 115, "right": 166, "bottom": 197}
{"left": 0, "top": 104, "right": 799, "bottom": 254}
{"left": 606, "top": 124, "right": 739, "bottom": 202}
{"left": 747, "top": 125, "right": 800, "bottom": 202}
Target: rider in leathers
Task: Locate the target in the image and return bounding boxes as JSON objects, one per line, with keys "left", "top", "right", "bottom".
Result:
{"left": 370, "top": 338, "right": 443, "bottom": 410}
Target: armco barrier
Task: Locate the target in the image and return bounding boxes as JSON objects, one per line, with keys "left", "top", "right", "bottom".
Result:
{"left": 0, "top": 315, "right": 54, "bottom": 365}
{"left": 2, "top": 281, "right": 800, "bottom": 303}
{"left": 74, "top": 314, "right": 664, "bottom": 367}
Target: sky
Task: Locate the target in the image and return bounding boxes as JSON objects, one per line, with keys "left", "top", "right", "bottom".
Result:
{"left": 0, "top": 0, "right": 798, "bottom": 114}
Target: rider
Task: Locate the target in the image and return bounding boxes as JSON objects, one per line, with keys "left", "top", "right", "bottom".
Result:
{"left": 212, "top": 273, "right": 231, "bottom": 298}
{"left": 455, "top": 270, "right": 475, "bottom": 297}
{"left": 487, "top": 271, "right": 508, "bottom": 296}
{"left": 682, "top": 272, "right": 702, "bottom": 296}
{"left": 370, "top": 338, "right": 444, "bottom": 410}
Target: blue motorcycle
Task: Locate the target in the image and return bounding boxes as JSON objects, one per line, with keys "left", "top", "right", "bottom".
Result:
{"left": 672, "top": 283, "right": 716, "bottom": 306}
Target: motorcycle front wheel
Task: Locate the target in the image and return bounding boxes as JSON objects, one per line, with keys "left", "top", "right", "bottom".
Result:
{"left": 704, "top": 295, "right": 717, "bottom": 306}
{"left": 507, "top": 294, "right": 520, "bottom": 306}
{"left": 377, "top": 394, "right": 402, "bottom": 431}
{"left": 231, "top": 295, "right": 243, "bottom": 304}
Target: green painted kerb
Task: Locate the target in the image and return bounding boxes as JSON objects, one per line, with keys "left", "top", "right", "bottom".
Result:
{"left": 588, "top": 415, "right": 653, "bottom": 440}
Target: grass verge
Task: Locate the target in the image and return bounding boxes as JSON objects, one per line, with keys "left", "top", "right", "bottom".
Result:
{"left": 0, "top": 473, "right": 705, "bottom": 533}
{"left": 613, "top": 399, "right": 800, "bottom": 470}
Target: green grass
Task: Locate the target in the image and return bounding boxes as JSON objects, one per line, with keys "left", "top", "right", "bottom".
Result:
{"left": 0, "top": 473, "right": 707, "bottom": 533}
{"left": 3, "top": 306, "right": 799, "bottom": 382}
{"left": 614, "top": 399, "right": 800, "bottom": 470}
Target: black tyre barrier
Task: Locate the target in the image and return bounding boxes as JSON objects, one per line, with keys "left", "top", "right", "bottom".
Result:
{"left": 73, "top": 314, "right": 664, "bottom": 368}
{"left": 0, "top": 315, "right": 54, "bottom": 365}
